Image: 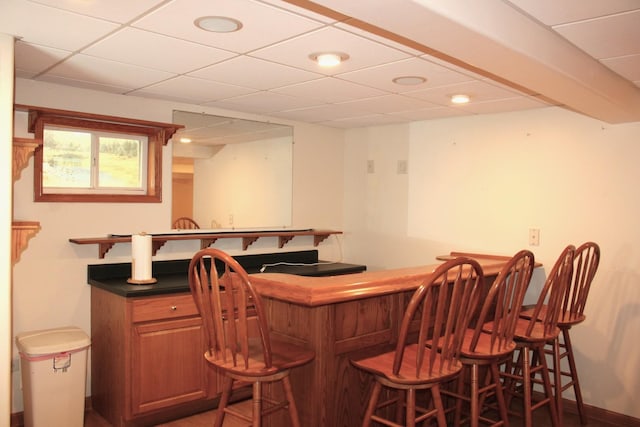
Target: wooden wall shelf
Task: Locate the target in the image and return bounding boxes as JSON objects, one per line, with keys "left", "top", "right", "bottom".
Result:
{"left": 69, "top": 229, "right": 342, "bottom": 258}
{"left": 12, "top": 221, "right": 41, "bottom": 264}
{"left": 13, "top": 137, "right": 40, "bottom": 183}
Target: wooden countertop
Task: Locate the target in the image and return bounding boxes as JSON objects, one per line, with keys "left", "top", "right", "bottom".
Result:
{"left": 250, "top": 252, "right": 515, "bottom": 306}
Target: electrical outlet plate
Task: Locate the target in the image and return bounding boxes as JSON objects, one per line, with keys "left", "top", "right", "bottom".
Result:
{"left": 367, "top": 160, "right": 375, "bottom": 174}
{"left": 529, "top": 228, "right": 540, "bottom": 246}
{"left": 397, "top": 160, "right": 408, "bottom": 174}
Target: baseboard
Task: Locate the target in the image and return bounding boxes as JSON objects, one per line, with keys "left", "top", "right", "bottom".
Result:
{"left": 562, "top": 396, "right": 640, "bottom": 427}
{"left": 10, "top": 394, "right": 640, "bottom": 427}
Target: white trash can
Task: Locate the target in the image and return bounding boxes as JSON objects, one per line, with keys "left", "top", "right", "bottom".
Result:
{"left": 16, "top": 326, "right": 91, "bottom": 427}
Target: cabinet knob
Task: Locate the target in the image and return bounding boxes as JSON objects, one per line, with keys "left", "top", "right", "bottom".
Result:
{"left": 170, "top": 305, "right": 177, "bottom": 311}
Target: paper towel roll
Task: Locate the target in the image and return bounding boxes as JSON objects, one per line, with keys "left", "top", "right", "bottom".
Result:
{"left": 130, "top": 233, "right": 154, "bottom": 283}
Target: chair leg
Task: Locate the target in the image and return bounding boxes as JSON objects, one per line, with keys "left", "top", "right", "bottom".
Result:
{"left": 252, "top": 381, "right": 262, "bottom": 427}
{"left": 362, "top": 382, "right": 382, "bottom": 427}
{"left": 406, "top": 388, "right": 416, "bottom": 427}
{"left": 521, "top": 346, "right": 533, "bottom": 427}
{"left": 431, "top": 384, "right": 447, "bottom": 427}
{"left": 215, "top": 376, "right": 233, "bottom": 427}
{"left": 490, "top": 362, "right": 510, "bottom": 427}
{"left": 563, "top": 329, "right": 587, "bottom": 424}
{"left": 453, "top": 370, "right": 465, "bottom": 427}
{"left": 537, "top": 345, "right": 559, "bottom": 427}
{"left": 552, "top": 337, "right": 564, "bottom": 427}
{"left": 281, "top": 375, "right": 302, "bottom": 427}
{"left": 396, "top": 390, "right": 405, "bottom": 424}
{"left": 470, "top": 364, "right": 480, "bottom": 427}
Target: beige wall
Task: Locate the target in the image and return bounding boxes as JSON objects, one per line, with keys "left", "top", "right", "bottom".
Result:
{"left": 10, "top": 76, "right": 640, "bottom": 421}
{"left": 10, "top": 78, "right": 345, "bottom": 414}
{"left": 1, "top": 34, "right": 15, "bottom": 427}
{"left": 342, "top": 108, "right": 640, "bottom": 419}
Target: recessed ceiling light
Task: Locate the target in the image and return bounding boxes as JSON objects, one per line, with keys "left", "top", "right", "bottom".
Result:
{"left": 195, "top": 16, "right": 242, "bottom": 33}
{"left": 309, "top": 52, "right": 349, "bottom": 67}
{"left": 451, "top": 94, "right": 471, "bottom": 104}
{"left": 179, "top": 137, "right": 192, "bottom": 144}
{"left": 392, "top": 76, "right": 427, "bottom": 86}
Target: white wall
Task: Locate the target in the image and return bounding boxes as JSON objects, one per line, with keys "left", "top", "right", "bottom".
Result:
{"left": 1, "top": 34, "right": 15, "bottom": 427}
{"left": 342, "top": 107, "right": 640, "bottom": 419}
{"left": 193, "top": 136, "right": 292, "bottom": 229}
{"left": 10, "top": 78, "right": 345, "bottom": 414}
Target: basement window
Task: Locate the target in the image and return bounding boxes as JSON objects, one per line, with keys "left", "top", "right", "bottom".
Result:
{"left": 42, "top": 125, "right": 149, "bottom": 196}
{"left": 22, "top": 105, "right": 182, "bottom": 203}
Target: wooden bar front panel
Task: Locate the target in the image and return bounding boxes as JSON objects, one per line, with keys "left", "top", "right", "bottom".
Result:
{"left": 263, "top": 291, "right": 408, "bottom": 427}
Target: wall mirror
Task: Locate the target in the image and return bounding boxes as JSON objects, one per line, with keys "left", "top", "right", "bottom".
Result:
{"left": 171, "top": 110, "right": 293, "bottom": 230}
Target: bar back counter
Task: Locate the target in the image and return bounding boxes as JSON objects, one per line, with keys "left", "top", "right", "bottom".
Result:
{"left": 87, "top": 251, "right": 512, "bottom": 427}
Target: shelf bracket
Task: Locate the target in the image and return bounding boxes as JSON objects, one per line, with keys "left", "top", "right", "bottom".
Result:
{"left": 98, "top": 242, "right": 115, "bottom": 259}
{"left": 314, "top": 234, "right": 330, "bottom": 246}
{"left": 201, "top": 238, "right": 218, "bottom": 249}
{"left": 152, "top": 240, "right": 167, "bottom": 256}
{"left": 278, "top": 235, "right": 294, "bottom": 248}
{"left": 242, "top": 237, "right": 259, "bottom": 251}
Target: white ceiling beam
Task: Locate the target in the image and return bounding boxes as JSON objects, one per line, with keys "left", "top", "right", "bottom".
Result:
{"left": 288, "top": 0, "right": 640, "bottom": 123}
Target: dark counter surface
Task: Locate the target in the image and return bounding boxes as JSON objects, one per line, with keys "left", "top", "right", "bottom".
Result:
{"left": 87, "top": 250, "right": 366, "bottom": 298}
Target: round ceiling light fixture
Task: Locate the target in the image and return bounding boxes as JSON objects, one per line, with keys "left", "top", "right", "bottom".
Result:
{"left": 451, "top": 94, "right": 471, "bottom": 104}
{"left": 179, "top": 137, "right": 192, "bottom": 144}
{"left": 195, "top": 16, "right": 243, "bottom": 33}
{"left": 309, "top": 52, "right": 349, "bottom": 67}
{"left": 392, "top": 76, "right": 427, "bottom": 86}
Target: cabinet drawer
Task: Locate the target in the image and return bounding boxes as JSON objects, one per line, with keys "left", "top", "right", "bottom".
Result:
{"left": 131, "top": 293, "right": 199, "bottom": 323}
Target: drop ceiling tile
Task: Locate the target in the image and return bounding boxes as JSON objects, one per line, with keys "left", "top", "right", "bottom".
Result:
{"left": 251, "top": 26, "right": 411, "bottom": 75}
{"left": 83, "top": 28, "right": 236, "bottom": 74}
{"left": 390, "top": 107, "right": 468, "bottom": 121}
{"left": 44, "top": 54, "right": 175, "bottom": 90}
{"left": 35, "top": 74, "right": 133, "bottom": 95}
{"left": 131, "top": 75, "right": 257, "bottom": 104}
{"left": 404, "top": 80, "right": 523, "bottom": 106}
{"left": 0, "top": 0, "right": 118, "bottom": 51}
{"left": 454, "top": 96, "right": 548, "bottom": 115}
{"left": 132, "top": 0, "right": 324, "bottom": 53}
{"left": 26, "top": 0, "right": 166, "bottom": 23}
{"left": 271, "top": 103, "right": 373, "bottom": 122}
{"left": 601, "top": 54, "right": 640, "bottom": 82}
{"left": 505, "top": 0, "right": 639, "bottom": 26}
{"left": 338, "top": 57, "right": 474, "bottom": 93}
{"left": 205, "top": 91, "right": 322, "bottom": 114}
{"left": 273, "top": 77, "right": 388, "bottom": 103}
{"left": 337, "top": 94, "right": 437, "bottom": 114}
{"left": 553, "top": 10, "right": 640, "bottom": 59}
{"left": 322, "top": 114, "right": 409, "bottom": 128}
{"left": 258, "top": 0, "right": 338, "bottom": 24}
{"left": 15, "top": 41, "right": 70, "bottom": 76}
{"left": 189, "top": 56, "right": 323, "bottom": 90}
{"left": 333, "top": 22, "right": 424, "bottom": 56}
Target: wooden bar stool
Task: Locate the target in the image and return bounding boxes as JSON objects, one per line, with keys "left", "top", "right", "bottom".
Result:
{"left": 350, "top": 257, "right": 484, "bottom": 427}
{"left": 173, "top": 216, "right": 200, "bottom": 229}
{"left": 521, "top": 242, "right": 600, "bottom": 425}
{"left": 488, "top": 245, "right": 575, "bottom": 427}
{"left": 442, "top": 249, "right": 535, "bottom": 427}
{"left": 188, "top": 248, "right": 315, "bottom": 427}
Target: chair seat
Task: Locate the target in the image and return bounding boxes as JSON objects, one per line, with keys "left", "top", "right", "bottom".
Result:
{"left": 520, "top": 305, "right": 586, "bottom": 327}
{"left": 459, "top": 329, "right": 516, "bottom": 361}
{"left": 352, "top": 344, "right": 463, "bottom": 386}
{"left": 206, "top": 337, "right": 315, "bottom": 378}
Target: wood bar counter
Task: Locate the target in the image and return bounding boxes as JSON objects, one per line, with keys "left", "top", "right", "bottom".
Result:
{"left": 248, "top": 253, "right": 513, "bottom": 427}
{"left": 89, "top": 252, "right": 514, "bottom": 427}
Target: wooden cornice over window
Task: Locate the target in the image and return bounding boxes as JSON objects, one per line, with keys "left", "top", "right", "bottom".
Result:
{"left": 15, "top": 104, "right": 184, "bottom": 203}
{"left": 14, "top": 104, "right": 183, "bottom": 145}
